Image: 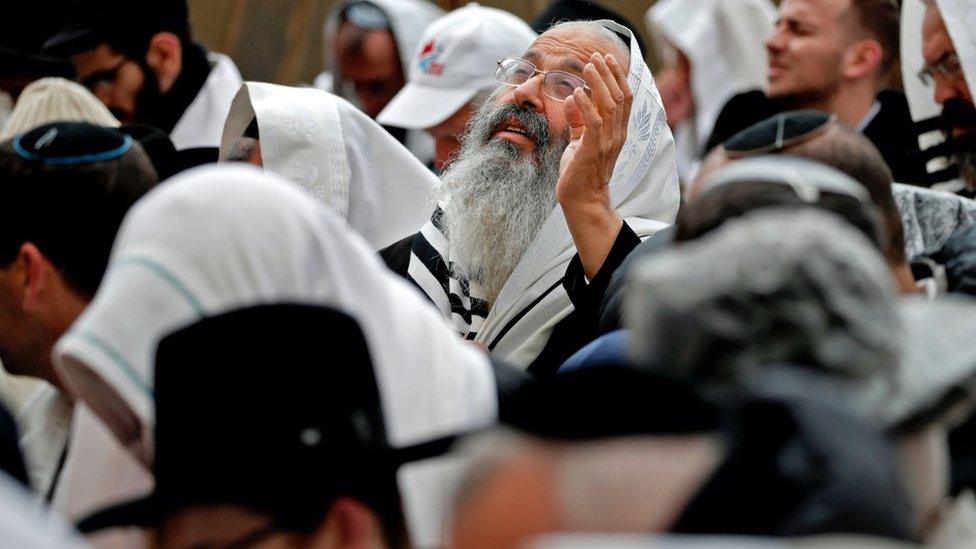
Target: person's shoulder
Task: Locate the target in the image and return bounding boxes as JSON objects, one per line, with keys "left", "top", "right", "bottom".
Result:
{"left": 379, "top": 233, "right": 419, "bottom": 276}
{"left": 870, "top": 89, "right": 915, "bottom": 128}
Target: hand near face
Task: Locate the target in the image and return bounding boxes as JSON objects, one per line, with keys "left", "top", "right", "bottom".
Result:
{"left": 557, "top": 52, "right": 630, "bottom": 279}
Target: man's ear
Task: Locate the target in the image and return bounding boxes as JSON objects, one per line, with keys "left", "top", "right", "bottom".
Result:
{"left": 842, "top": 39, "right": 884, "bottom": 81}
{"left": 144, "top": 31, "right": 183, "bottom": 94}
{"left": 16, "top": 242, "right": 48, "bottom": 312}
{"left": 318, "top": 497, "right": 384, "bottom": 548}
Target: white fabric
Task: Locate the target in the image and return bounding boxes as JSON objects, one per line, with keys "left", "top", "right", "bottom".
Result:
{"left": 648, "top": 0, "right": 776, "bottom": 173}
{"left": 317, "top": 0, "right": 444, "bottom": 162}
{"left": 408, "top": 20, "right": 679, "bottom": 368}
{"left": 893, "top": 182, "right": 976, "bottom": 261}
{"left": 168, "top": 53, "right": 242, "bottom": 152}
{"left": 933, "top": 0, "right": 976, "bottom": 104}
{"left": 52, "top": 164, "right": 497, "bottom": 463}
{"left": 928, "top": 491, "right": 976, "bottom": 548}
{"left": 220, "top": 82, "right": 438, "bottom": 249}
{"left": 0, "top": 470, "right": 90, "bottom": 549}
{"left": 14, "top": 383, "right": 72, "bottom": 498}
{"left": 376, "top": 3, "right": 537, "bottom": 129}
{"left": 0, "top": 77, "right": 120, "bottom": 140}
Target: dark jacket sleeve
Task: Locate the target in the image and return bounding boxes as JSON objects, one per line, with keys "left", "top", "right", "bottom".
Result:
{"left": 598, "top": 226, "right": 676, "bottom": 333}
{"left": 379, "top": 234, "right": 417, "bottom": 277}
{"left": 526, "top": 222, "right": 641, "bottom": 377}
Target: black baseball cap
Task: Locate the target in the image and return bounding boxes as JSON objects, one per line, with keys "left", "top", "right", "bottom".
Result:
{"left": 43, "top": 0, "right": 190, "bottom": 57}
{"left": 77, "top": 303, "right": 416, "bottom": 533}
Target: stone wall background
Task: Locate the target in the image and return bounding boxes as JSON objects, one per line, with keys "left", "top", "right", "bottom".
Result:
{"left": 186, "top": 0, "right": 657, "bottom": 85}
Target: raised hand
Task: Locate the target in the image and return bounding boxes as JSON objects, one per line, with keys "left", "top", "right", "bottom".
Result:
{"left": 557, "top": 52, "right": 633, "bottom": 279}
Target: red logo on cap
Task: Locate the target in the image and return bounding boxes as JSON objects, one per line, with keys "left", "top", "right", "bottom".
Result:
{"left": 418, "top": 40, "right": 445, "bottom": 76}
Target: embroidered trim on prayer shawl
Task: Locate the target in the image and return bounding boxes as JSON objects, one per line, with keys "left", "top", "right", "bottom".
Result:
{"left": 404, "top": 20, "right": 681, "bottom": 367}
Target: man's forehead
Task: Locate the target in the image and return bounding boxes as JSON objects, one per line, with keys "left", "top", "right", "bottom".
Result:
{"left": 524, "top": 29, "right": 621, "bottom": 74}
{"left": 779, "top": 0, "right": 848, "bottom": 23}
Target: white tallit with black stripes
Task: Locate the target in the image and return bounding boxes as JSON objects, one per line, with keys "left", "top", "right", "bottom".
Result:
{"left": 407, "top": 20, "right": 680, "bottom": 368}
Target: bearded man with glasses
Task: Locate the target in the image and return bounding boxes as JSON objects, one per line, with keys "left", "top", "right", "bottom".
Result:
{"left": 921, "top": 0, "right": 976, "bottom": 196}
{"left": 381, "top": 20, "right": 679, "bottom": 377}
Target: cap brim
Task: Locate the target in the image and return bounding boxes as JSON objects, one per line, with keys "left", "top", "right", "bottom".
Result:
{"left": 376, "top": 84, "right": 478, "bottom": 129}
{"left": 76, "top": 493, "right": 168, "bottom": 533}
{"left": 43, "top": 26, "right": 101, "bottom": 56}
{"left": 0, "top": 48, "right": 75, "bottom": 78}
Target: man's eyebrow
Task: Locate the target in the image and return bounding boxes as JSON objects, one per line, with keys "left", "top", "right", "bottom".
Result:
{"left": 523, "top": 50, "right": 586, "bottom": 75}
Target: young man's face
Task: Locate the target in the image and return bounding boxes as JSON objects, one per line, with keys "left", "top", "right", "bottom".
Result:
{"left": 765, "top": 0, "right": 850, "bottom": 103}
{"left": 73, "top": 43, "right": 152, "bottom": 124}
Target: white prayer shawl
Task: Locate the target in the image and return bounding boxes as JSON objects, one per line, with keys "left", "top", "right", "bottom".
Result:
{"left": 893, "top": 182, "right": 976, "bottom": 260}
{"left": 220, "top": 82, "right": 438, "bottom": 250}
{"left": 53, "top": 164, "right": 496, "bottom": 464}
{"left": 168, "top": 53, "right": 242, "bottom": 152}
{"left": 317, "top": 0, "right": 444, "bottom": 162}
{"left": 648, "top": 0, "right": 776, "bottom": 178}
{"left": 901, "top": 0, "right": 976, "bottom": 189}
{"left": 408, "top": 21, "right": 680, "bottom": 368}
{"left": 0, "top": 470, "right": 90, "bottom": 549}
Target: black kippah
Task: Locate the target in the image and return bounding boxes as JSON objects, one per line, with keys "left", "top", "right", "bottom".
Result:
{"left": 724, "top": 110, "right": 836, "bottom": 158}
{"left": 13, "top": 122, "right": 132, "bottom": 166}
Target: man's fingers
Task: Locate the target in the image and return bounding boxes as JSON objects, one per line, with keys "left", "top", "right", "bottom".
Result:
{"left": 584, "top": 54, "right": 616, "bottom": 117}
{"left": 564, "top": 95, "right": 586, "bottom": 141}
{"left": 595, "top": 53, "right": 625, "bottom": 105}
{"left": 606, "top": 54, "right": 631, "bottom": 103}
{"left": 573, "top": 86, "right": 603, "bottom": 145}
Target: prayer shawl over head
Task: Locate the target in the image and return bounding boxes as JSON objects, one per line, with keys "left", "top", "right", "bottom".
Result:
{"left": 893, "top": 183, "right": 976, "bottom": 260}
{"left": 220, "top": 82, "right": 438, "bottom": 249}
{"left": 900, "top": 0, "right": 976, "bottom": 188}
{"left": 317, "top": 0, "right": 444, "bottom": 162}
{"left": 648, "top": 0, "right": 775, "bottom": 161}
{"left": 407, "top": 21, "right": 680, "bottom": 368}
{"left": 52, "top": 165, "right": 497, "bottom": 466}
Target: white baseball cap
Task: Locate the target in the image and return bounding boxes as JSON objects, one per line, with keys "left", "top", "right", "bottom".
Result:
{"left": 377, "top": 3, "right": 537, "bottom": 130}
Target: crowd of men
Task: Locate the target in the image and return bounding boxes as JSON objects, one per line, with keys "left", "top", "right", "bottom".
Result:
{"left": 1, "top": 0, "right": 976, "bottom": 547}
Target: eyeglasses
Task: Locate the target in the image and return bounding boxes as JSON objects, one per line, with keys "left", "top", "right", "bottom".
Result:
{"left": 494, "top": 57, "right": 591, "bottom": 103}
{"left": 918, "top": 52, "right": 963, "bottom": 85}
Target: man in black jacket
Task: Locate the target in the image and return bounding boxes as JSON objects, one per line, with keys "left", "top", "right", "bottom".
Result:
{"left": 44, "top": 0, "right": 242, "bottom": 168}
{"left": 706, "top": 0, "right": 930, "bottom": 185}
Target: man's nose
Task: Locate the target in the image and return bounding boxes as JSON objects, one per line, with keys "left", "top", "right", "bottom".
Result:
{"left": 765, "top": 28, "right": 786, "bottom": 55}
{"left": 513, "top": 75, "right": 545, "bottom": 113}
{"left": 933, "top": 75, "right": 960, "bottom": 105}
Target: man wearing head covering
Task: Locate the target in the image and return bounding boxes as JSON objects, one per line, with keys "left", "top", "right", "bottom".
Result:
{"left": 0, "top": 2, "right": 75, "bottom": 131}
{"left": 707, "top": 0, "right": 930, "bottom": 186}
{"left": 449, "top": 360, "right": 913, "bottom": 545}
{"left": 625, "top": 208, "right": 976, "bottom": 546}
{"left": 647, "top": 0, "right": 776, "bottom": 184}
{"left": 600, "top": 112, "right": 918, "bottom": 333}
{"left": 0, "top": 77, "right": 119, "bottom": 140}
{"left": 379, "top": 20, "right": 679, "bottom": 376}
{"left": 915, "top": 0, "right": 976, "bottom": 197}
{"left": 73, "top": 304, "right": 461, "bottom": 548}
{"left": 51, "top": 165, "right": 507, "bottom": 547}
{"left": 220, "top": 83, "right": 439, "bottom": 250}
{"left": 316, "top": 0, "right": 444, "bottom": 165}
{"left": 377, "top": 4, "right": 537, "bottom": 171}
{"left": 0, "top": 122, "right": 159, "bottom": 501}
{"left": 43, "top": 0, "right": 243, "bottom": 168}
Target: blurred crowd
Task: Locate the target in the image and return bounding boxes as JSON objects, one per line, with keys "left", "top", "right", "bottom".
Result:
{"left": 1, "top": 0, "right": 976, "bottom": 547}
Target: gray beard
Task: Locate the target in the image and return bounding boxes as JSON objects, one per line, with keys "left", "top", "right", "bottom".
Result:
{"left": 435, "top": 100, "right": 567, "bottom": 305}
{"left": 954, "top": 149, "right": 976, "bottom": 190}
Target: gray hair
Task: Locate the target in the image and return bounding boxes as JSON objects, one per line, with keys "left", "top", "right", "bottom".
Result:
{"left": 222, "top": 137, "right": 260, "bottom": 163}
{"left": 548, "top": 20, "right": 631, "bottom": 66}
